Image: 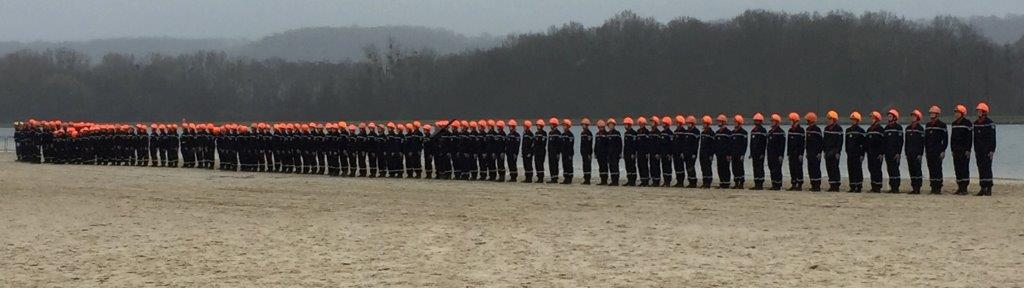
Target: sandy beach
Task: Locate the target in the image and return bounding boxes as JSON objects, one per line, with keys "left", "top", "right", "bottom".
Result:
{"left": 1, "top": 153, "right": 1023, "bottom": 287}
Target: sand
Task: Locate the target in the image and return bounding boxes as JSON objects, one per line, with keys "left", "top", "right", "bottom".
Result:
{"left": 1, "top": 153, "right": 1023, "bottom": 287}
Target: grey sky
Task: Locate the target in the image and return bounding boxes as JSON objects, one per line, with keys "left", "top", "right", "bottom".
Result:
{"left": 2, "top": 0, "right": 1022, "bottom": 41}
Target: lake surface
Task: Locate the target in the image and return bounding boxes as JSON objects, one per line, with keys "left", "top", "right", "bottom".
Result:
{"left": 2, "top": 125, "right": 1022, "bottom": 180}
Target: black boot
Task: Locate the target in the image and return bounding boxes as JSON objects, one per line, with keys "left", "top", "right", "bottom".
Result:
{"left": 929, "top": 187, "right": 941, "bottom": 195}
{"left": 686, "top": 180, "right": 697, "bottom": 188}
{"left": 582, "top": 178, "right": 590, "bottom": 185}
{"left": 909, "top": 187, "right": 921, "bottom": 194}
{"left": 598, "top": 176, "right": 608, "bottom": 185}
{"left": 609, "top": 177, "right": 620, "bottom": 186}
{"left": 750, "top": 182, "right": 763, "bottom": 191}
{"left": 787, "top": 184, "right": 802, "bottom": 191}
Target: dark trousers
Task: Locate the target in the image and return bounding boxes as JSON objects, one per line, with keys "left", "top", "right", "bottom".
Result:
{"left": 506, "top": 153, "right": 517, "bottom": 179}
{"left": 637, "top": 153, "right": 650, "bottom": 184}
{"left": 699, "top": 153, "right": 714, "bottom": 186}
{"left": 596, "top": 153, "right": 608, "bottom": 182}
{"left": 788, "top": 154, "right": 803, "bottom": 186}
{"left": 716, "top": 154, "right": 731, "bottom": 187}
{"left": 672, "top": 153, "right": 686, "bottom": 184}
{"left": 607, "top": 154, "right": 621, "bottom": 184}
{"left": 825, "top": 151, "right": 841, "bottom": 187}
{"left": 847, "top": 154, "right": 863, "bottom": 189}
{"left": 548, "top": 151, "right": 560, "bottom": 181}
{"left": 768, "top": 155, "right": 783, "bottom": 187}
{"left": 561, "top": 153, "right": 573, "bottom": 180}
{"left": 661, "top": 153, "right": 674, "bottom": 184}
{"left": 926, "top": 152, "right": 942, "bottom": 189}
{"left": 534, "top": 151, "right": 546, "bottom": 179}
{"left": 358, "top": 152, "right": 368, "bottom": 176}
{"left": 624, "top": 152, "right": 637, "bottom": 183}
{"left": 684, "top": 154, "right": 697, "bottom": 185}
{"left": 807, "top": 153, "right": 822, "bottom": 188}
{"left": 649, "top": 154, "right": 662, "bottom": 184}
{"left": 496, "top": 153, "right": 506, "bottom": 179}
{"left": 976, "top": 151, "right": 993, "bottom": 188}
{"left": 908, "top": 153, "right": 923, "bottom": 189}
{"left": 751, "top": 154, "right": 765, "bottom": 186}
{"left": 582, "top": 153, "right": 593, "bottom": 181}
{"left": 952, "top": 150, "right": 970, "bottom": 187}
{"left": 731, "top": 154, "right": 744, "bottom": 184}
{"left": 867, "top": 152, "right": 884, "bottom": 190}
{"left": 885, "top": 153, "right": 901, "bottom": 191}
{"left": 522, "top": 153, "right": 533, "bottom": 180}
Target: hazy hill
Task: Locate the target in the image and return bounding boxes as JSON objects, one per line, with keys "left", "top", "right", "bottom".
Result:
{"left": 0, "top": 37, "right": 244, "bottom": 61}
{"left": 231, "top": 26, "right": 501, "bottom": 62}
{"left": 967, "top": 14, "right": 1024, "bottom": 44}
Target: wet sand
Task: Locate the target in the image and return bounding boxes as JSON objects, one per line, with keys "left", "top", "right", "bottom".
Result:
{"left": 1, "top": 153, "right": 1022, "bottom": 287}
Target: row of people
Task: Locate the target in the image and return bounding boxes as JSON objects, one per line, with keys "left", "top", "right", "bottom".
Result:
{"left": 12, "top": 103, "right": 996, "bottom": 195}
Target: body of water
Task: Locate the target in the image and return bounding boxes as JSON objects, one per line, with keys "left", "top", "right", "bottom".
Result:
{"left": 2, "top": 125, "right": 1021, "bottom": 180}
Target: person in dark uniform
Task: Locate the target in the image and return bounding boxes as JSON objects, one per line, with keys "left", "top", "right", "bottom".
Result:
{"left": 866, "top": 111, "right": 886, "bottom": 193}
{"left": 505, "top": 120, "right": 520, "bottom": 183}
{"left": 437, "top": 121, "right": 454, "bottom": 180}
{"left": 973, "top": 102, "right": 996, "bottom": 196}
{"left": 494, "top": 120, "right": 508, "bottom": 182}
{"left": 647, "top": 116, "right": 663, "bottom": 187}
{"left": 905, "top": 110, "right": 926, "bottom": 194}
{"left": 580, "top": 118, "right": 594, "bottom": 185}
{"left": 682, "top": 116, "right": 700, "bottom": 188}
{"left": 658, "top": 116, "right": 674, "bottom": 187}
{"left": 636, "top": 117, "right": 651, "bottom": 187}
{"left": 533, "top": 119, "right": 548, "bottom": 183}
{"left": 950, "top": 105, "right": 972, "bottom": 195}
{"left": 845, "top": 112, "right": 866, "bottom": 193}
{"left": 805, "top": 113, "right": 823, "bottom": 192}
{"left": 594, "top": 119, "right": 608, "bottom": 185}
{"left": 606, "top": 118, "right": 623, "bottom": 186}
{"left": 357, "top": 123, "right": 369, "bottom": 177}
{"left": 765, "top": 114, "right": 786, "bottom": 190}
{"left": 560, "top": 119, "right": 575, "bottom": 184}
{"left": 924, "top": 106, "right": 948, "bottom": 194}
{"left": 730, "top": 115, "right": 747, "bottom": 189}
{"left": 520, "top": 120, "right": 535, "bottom": 183}
{"left": 786, "top": 113, "right": 805, "bottom": 191}
{"left": 822, "top": 111, "right": 844, "bottom": 192}
{"left": 883, "top": 109, "right": 904, "bottom": 193}
{"left": 714, "top": 114, "right": 732, "bottom": 189}
{"left": 698, "top": 115, "right": 716, "bottom": 189}
{"left": 546, "top": 118, "right": 561, "bottom": 184}
{"left": 748, "top": 113, "right": 768, "bottom": 190}
{"left": 671, "top": 116, "right": 687, "bottom": 187}
{"left": 623, "top": 117, "right": 639, "bottom": 186}
{"left": 421, "top": 124, "right": 435, "bottom": 179}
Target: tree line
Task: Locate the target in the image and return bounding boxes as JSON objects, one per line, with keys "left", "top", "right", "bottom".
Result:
{"left": 1, "top": 10, "right": 1022, "bottom": 124}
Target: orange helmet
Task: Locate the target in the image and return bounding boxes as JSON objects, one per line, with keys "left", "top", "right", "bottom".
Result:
{"left": 733, "top": 114, "right": 744, "bottom": 124}
{"left": 976, "top": 102, "right": 989, "bottom": 113}
{"left": 911, "top": 109, "right": 922, "bottom": 120}
{"left": 405, "top": 123, "right": 415, "bottom": 130}
{"left": 496, "top": 120, "right": 506, "bottom": 127}
{"left": 548, "top": 118, "right": 558, "bottom": 125}
{"left": 487, "top": 119, "right": 496, "bottom": 127}
{"left": 850, "top": 111, "right": 862, "bottom": 122}
{"left": 623, "top": 117, "right": 634, "bottom": 125}
{"left": 607, "top": 118, "right": 616, "bottom": 125}
{"left": 871, "top": 111, "right": 882, "bottom": 120}
{"left": 369, "top": 122, "right": 377, "bottom": 129}
{"left": 460, "top": 120, "right": 469, "bottom": 127}
{"left": 752, "top": 113, "right": 764, "bottom": 122}
{"left": 660, "top": 116, "right": 671, "bottom": 125}
{"left": 805, "top": 112, "right": 817, "bottom": 122}
{"left": 423, "top": 124, "right": 432, "bottom": 131}
{"left": 888, "top": 109, "right": 900, "bottom": 119}
{"left": 581, "top": 118, "right": 591, "bottom": 125}
{"left": 469, "top": 121, "right": 478, "bottom": 128}
{"left": 716, "top": 114, "right": 727, "bottom": 123}
{"left": 649, "top": 116, "right": 660, "bottom": 125}
{"left": 826, "top": 110, "right": 838, "bottom": 120}
{"left": 685, "top": 115, "right": 695, "bottom": 124}
{"left": 506, "top": 119, "right": 516, "bottom": 127}
{"left": 955, "top": 104, "right": 967, "bottom": 115}
{"left": 413, "top": 121, "right": 422, "bottom": 128}
{"left": 524, "top": 120, "right": 533, "bottom": 128}
{"left": 562, "top": 119, "right": 572, "bottom": 126}
{"left": 637, "top": 117, "right": 648, "bottom": 125}
{"left": 536, "top": 119, "right": 545, "bottom": 127}
{"left": 386, "top": 122, "right": 396, "bottom": 129}
{"left": 701, "top": 115, "right": 712, "bottom": 125}
{"left": 788, "top": 112, "right": 800, "bottom": 122}
{"left": 596, "top": 119, "right": 606, "bottom": 127}
{"left": 675, "top": 115, "right": 685, "bottom": 124}
{"left": 929, "top": 105, "right": 941, "bottom": 114}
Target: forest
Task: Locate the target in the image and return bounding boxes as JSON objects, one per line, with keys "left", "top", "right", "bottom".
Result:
{"left": 1, "top": 10, "right": 1022, "bottom": 124}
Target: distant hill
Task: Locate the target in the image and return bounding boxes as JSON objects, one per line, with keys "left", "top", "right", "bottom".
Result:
{"left": 0, "top": 26, "right": 501, "bottom": 63}
{"left": 231, "top": 26, "right": 501, "bottom": 62}
{"left": 0, "top": 37, "right": 245, "bottom": 61}
{"left": 967, "top": 14, "right": 1024, "bottom": 44}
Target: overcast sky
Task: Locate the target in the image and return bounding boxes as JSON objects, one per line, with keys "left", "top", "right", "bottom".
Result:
{"left": 2, "top": 0, "right": 1023, "bottom": 41}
